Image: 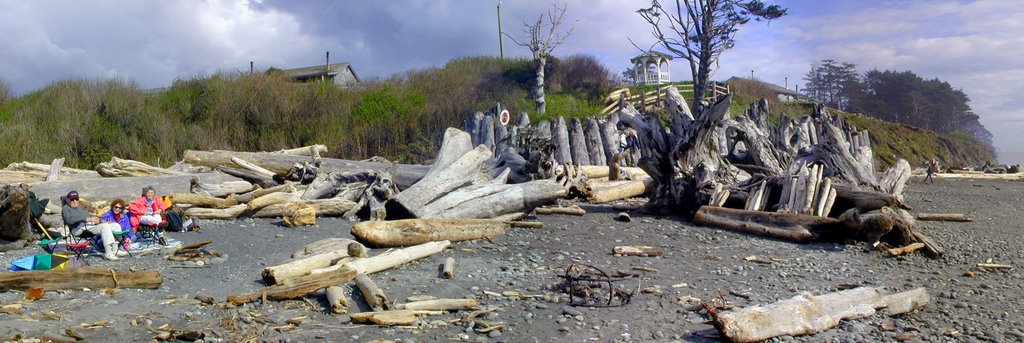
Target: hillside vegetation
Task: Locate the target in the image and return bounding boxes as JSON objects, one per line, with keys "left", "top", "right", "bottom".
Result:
{"left": 0, "top": 56, "right": 994, "bottom": 171}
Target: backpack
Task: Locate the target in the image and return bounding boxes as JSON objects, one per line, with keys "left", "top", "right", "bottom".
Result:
{"left": 166, "top": 211, "right": 185, "bottom": 232}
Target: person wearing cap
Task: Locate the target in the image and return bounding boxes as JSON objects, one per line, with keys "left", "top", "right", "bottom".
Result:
{"left": 61, "top": 191, "right": 128, "bottom": 261}
{"left": 129, "top": 186, "right": 168, "bottom": 231}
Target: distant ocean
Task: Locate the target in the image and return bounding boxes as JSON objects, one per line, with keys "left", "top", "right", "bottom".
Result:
{"left": 998, "top": 151, "right": 1024, "bottom": 165}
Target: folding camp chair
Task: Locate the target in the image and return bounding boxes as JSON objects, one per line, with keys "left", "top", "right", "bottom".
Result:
{"left": 136, "top": 223, "right": 166, "bottom": 247}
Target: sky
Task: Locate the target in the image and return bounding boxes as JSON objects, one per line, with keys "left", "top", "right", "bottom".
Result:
{"left": 1, "top": 0, "right": 1021, "bottom": 163}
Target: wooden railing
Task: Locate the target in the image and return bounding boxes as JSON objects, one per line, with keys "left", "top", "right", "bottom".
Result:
{"left": 600, "top": 82, "right": 730, "bottom": 115}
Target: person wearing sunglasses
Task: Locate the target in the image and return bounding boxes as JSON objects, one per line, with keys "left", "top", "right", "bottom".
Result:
{"left": 61, "top": 191, "right": 128, "bottom": 261}
{"left": 99, "top": 199, "right": 136, "bottom": 249}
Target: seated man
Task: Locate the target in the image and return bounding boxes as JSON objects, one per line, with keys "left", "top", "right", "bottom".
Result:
{"left": 61, "top": 191, "right": 128, "bottom": 261}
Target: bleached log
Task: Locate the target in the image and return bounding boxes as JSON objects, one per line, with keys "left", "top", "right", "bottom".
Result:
{"left": 814, "top": 178, "right": 833, "bottom": 216}
{"left": 30, "top": 173, "right": 240, "bottom": 205}
{"left": 273, "top": 144, "right": 328, "bottom": 157}
{"left": 263, "top": 249, "right": 355, "bottom": 285}
{"left": 351, "top": 219, "right": 507, "bottom": 247}
{"left": 5, "top": 161, "right": 99, "bottom": 178}
{"left": 693, "top": 206, "right": 838, "bottom": 243}
{"left": 238, "top": 183, "right": 297, "bottom": 203}
{"left": 355, "top": 274, "right": 391, "bottom": 311}
{"left": 599, "top": 120, "right": 620, "bottom": 164}
{"left": 430, "top": 180, "right": 566, "bottom": 219}
{"left": 821, "top": 188, "right": 837, "bottom": 217}
{"left": 552, "top": 117, "right": 572, "bottom": 164}
{"left": 716, "top": 287, "right": 930, "bottom": 343}
{"left": 217, "top": 166, "right": 277, "bottom": 188}
{"left": 441, "top": 257, "right": 455, "bottom": 279}
{"left": 346, "top": 240, "right": 450, "bottom": 275}
{"left": 191, "top": 179, "right": 254, "bottom": 198}
{"left": 183, "top": 149, "right": 429, "bottom": 190}
{"left": 392, "top": 146, "right": 492, "bottom": 217}
{"left": 46, "top": 158, "right": 65, "bottom": 182}
{"left": 802, "top": 165, "right": 820, "bottom": 214}
{"left": 397, "top": 299, "right": 479, "bottom": 311}
{"left": 416, "top": 169, "right": 509, "bottom": 219}
{"left": 535, "top": 205, "right": 586, "bottom": 216}
{"left": 613, "top": 246, "right": 663, "bottom": 257}
{"left": 184, "top": 204, "right": 247, "bottom": 220}
{"left": 230, "top": 157, "right": 277, "bottom": 180}
{"left": 569, "top": 118, "right": 591, "bottom": 166}
{"left": 325, "top": 286, "right": 350, "bottom": 314}
{"left": 564, "top": 165, "right": 649, "bottom": 180}
{"left": 95, "top": 157, "right": 184, "bottom": 177}
{"left": 915, "top": 213, "right": 972, "bottom": 222}
{"left": 252, "top": 198, "right": 356, "bottom": 218}
{"left": 227, "top": 264, "right": 357, "bottom": 305}
{"left": 246, "top": 192, "right": 299, "bottom": 211}
{"left": 586, "top": 177, "right": 654, "bottom": 203}
{"left": 349, "top": 310, "right": 443, "bottom": 326}
{"left": 290, "top": 238, "right": 364, "bottom": 260}
{"left": 425, "top": 128, "right": 474, "bottom": 180}
{"left": 879, "top": 159, "right": 911, "bottom": 199}
{"left": 170, "top": 193, "right": 239, "bottom": 209}
{"left": 586, "top": 117, "right": 607, "bottom": 166}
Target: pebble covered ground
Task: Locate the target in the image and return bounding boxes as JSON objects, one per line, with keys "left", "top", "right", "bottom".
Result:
{"left": 0, "top": 176, "right": 1021, "bottom": 342}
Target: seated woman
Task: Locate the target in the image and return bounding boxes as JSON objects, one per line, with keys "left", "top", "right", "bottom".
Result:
{"left": 99, "top": 199, "right": 135, "bottom": 249}
{"left": 61, "top": 191, "right": 128, "bottom": 261}
{"left": 129, "top": 186, "right": 168, "bottom": 231}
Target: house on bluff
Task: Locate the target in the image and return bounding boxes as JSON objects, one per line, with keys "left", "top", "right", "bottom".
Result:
{"left": 280, "top": 57, "right": 360, "bottom": 88}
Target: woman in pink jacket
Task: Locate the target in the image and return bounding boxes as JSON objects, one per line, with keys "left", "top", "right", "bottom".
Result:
{"left": 129, "top": 186, "right": 168, "bottom": 230}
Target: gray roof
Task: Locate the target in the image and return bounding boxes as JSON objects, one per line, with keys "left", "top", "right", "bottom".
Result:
{"left": 630, "top": 51, "right": 674, "bottom": 64}
{"left": 280, "top": 62, "right": 359, "bottom": 82}
{"left": 725, "top": 76, "right": 806, "bottom": 98}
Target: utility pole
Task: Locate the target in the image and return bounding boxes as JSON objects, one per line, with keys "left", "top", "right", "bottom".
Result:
{"left": 497, "top": 1, "right": 504, "bottom": 60}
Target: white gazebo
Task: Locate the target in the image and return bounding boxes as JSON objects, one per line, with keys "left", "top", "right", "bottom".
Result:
{"left": 630, "top": 51, "right": 673, "bottom": 86}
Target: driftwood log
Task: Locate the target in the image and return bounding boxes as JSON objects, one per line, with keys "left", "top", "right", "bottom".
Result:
{"left": 693, "top": 206, "right": 838, "bottom": 243}
{"left": 442, "top": 257, "right": 455, "bottom": 278}
{"left": 535, "top": 205, "right": 586, "bottom": 216}
{"left": 391, "top": 129, "right": 492, "bottom": 217}
{"left": 0, "top": 185, "right": 33, "bottom": 251}
{"left": 916, "top": 213, "right": 972, "bottom": 222}
{"left": 263, "top": 249, "right": 356, "bottom": 285}
{"left": 613, "top": 246, "right": 663, "bottom": 257}
{"left": 184, "top": 204, "right": 247, "bottom": 220}
{"left": 289, "top": 238, "right": 366, "bottom": 260}
{"left": 349, "top": 310, "right": 443, "bottom": 326}
{"left": 716, "top": 287, "right": 930, "bottom": 342}
{"left": 95, "top": 157, "right": 183, "bottom": 177}
{"left": 30, "top": 173, "right": 242, "bottom": 205}
{"left": 351, "top": 219, "right": 507, "bottom": 247}
{"left": 191, "top": 179, "right": 255, "bottom": 198}
{"left": 183, "top": 149, "right": 430, "bottom": 190}
{"left": 169, "top": 193, "right": 239, "bottom": 209}
{"left": 325, "top": 285, "right": 350, "bottom": 314}
{"left": 396, "top": 298, "right": 479, "bottom": 311}
{"left": 228, "top": 264, "right": 358, "bottom": 305}
{"left": 252, "top": 198, "right": 356, "bottom": 218}
{"left": 0, "top": 268, "right": 163, "bottom": 290}
{"left": 355, "top": 274, "right": 391, "bottom": 311}
{"left": 422, "top": 180, "right": 567, "bottom": 219}
{"left": 586, "top": 178, "right": 654, "bottom": 203}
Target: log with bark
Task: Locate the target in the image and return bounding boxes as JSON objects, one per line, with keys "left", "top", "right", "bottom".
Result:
{"left": 715, "top": 287, "right": 930, "bottom": 342}
{"left": 183, "top": 149, "right": 430, "bottom": 190}
{"left": 0, "top": 268, "right": 163, "bottom": 290}
{"left": 693, "top": 206, "right": 838, "bottom": 243}
{"left": 351, "top": 219, "right": 507, "bottom": 247}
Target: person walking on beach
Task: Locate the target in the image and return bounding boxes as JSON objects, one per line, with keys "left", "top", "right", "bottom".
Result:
{"left": 924, "top": 162, "right": 935, "bottom": 183}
